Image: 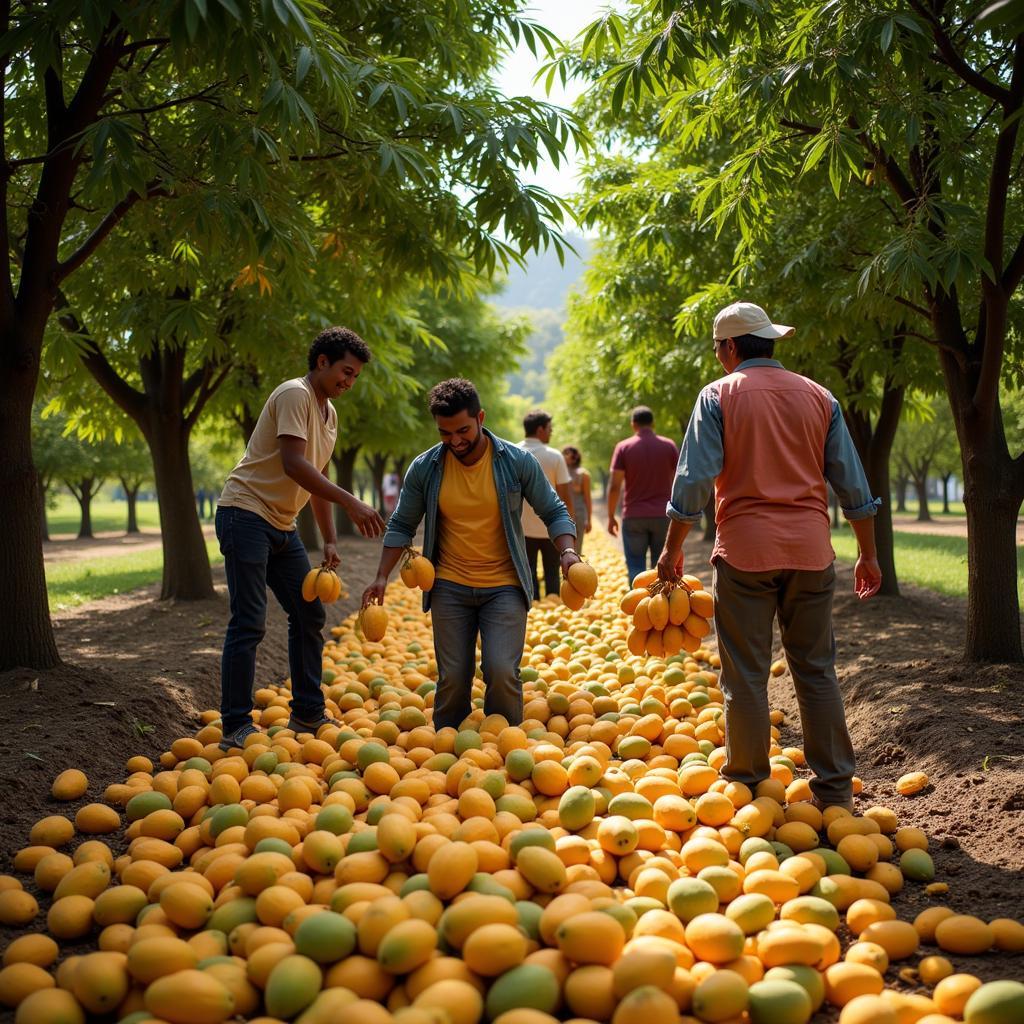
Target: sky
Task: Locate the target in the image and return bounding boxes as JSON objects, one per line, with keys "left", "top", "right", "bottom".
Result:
{"left": 495, "top": 2, "right": 602, "bottom": 202}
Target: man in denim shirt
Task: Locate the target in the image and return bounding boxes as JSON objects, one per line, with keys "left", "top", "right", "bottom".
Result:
{"left": 657, "top": 301, "right": 882, "bottom": 810}
{"left": 361, "top": 379, "right": 579, "bottom": 730}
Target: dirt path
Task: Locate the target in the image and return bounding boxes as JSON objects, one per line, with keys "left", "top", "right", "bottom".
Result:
{"left": 43, "top": 524, "right": 216, "bottom": 563}
{"left": 889, "top": 514, "right": 1024, "bottom": 543}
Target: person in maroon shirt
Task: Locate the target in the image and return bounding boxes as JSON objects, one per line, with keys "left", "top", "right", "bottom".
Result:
{"left": 607, "top": 406, "right": 680, "bottom": 584}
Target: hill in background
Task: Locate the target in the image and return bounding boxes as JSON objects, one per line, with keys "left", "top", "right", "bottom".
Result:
{"left": 493, "top": 234, "right": 590, "bottom": 403}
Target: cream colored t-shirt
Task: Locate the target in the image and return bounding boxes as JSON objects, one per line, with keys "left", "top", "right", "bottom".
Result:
{"left": 218, "top": 378, "right": 337, "bottom": 530}
{"left": 517, "top": 438, "right": 571, "bottom": 539}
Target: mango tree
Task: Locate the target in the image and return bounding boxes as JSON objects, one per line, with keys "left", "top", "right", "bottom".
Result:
{"left": 1, "top": 0, "right": 581, "bottom": 669}
{"left": 570, "top": 0, "right": 1024, "bottom": 661}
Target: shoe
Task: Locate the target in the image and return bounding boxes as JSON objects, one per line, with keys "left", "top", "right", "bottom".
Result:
{"left": 219, "top": 723, "right": 261, "bottom": 751}
{"left": 812, "top": 796, "right": 854, "bottom": 813}
{"left": 286, "top": 712, "right": 340, "bottom": 735}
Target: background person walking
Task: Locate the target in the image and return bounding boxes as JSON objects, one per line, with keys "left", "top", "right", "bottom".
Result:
{"left": 361, "top": 380, "right": 578, "bottom": 731}
{"left": 562, "top": 445, "right": 592, "bottom": 555}
{"left": 215, "top": 327, "right": 385, "bottom": 751}
{"left": 657, "top": 301, "right": 882, "bottom": 810}
{"left": 518, "top": 409, "right": 573, "bottom": 599}
{"left": 607, "top": 406, "right": 679, "bottom": 584}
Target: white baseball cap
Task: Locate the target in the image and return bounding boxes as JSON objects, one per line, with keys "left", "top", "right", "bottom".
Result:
{"left": 713, "top": 301, "right": 795, "bottom": 341}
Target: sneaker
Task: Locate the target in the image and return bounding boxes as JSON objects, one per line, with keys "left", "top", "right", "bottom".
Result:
{"left": 286, "top": 712, "right": 340, "bottom": 735}
{"left": 219, "top": 723, "right": 261, "bottom": 751}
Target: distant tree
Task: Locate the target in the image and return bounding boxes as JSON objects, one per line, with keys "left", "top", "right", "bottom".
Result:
{"left": 892, "top": 400, "right": 957, "bottom": 522}
{"left": 112, "top": 434, "right": 152, "bottom": 534}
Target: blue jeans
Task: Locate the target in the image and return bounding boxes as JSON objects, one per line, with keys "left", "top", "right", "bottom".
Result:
{"left": 216, "top": 506, "right": 326, "bottom": 734}
{"left": 429, "top": 580, "right": 529, "bottom": 730}
{"left": 622, "top": 516, "right": 670, "bottom": 586}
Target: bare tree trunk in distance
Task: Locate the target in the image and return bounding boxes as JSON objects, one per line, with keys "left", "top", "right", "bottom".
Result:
{"left": 894, "top": 476, "right": 908, "bottom": 512}
{"left": 65, "top": 476, "right": 104, "bottom": 539}
{"left": 332, "top": 445, "right": 359, "bottom": 537}
{"left": 940, "top": 473, "right": 953, "bottom": 515}
{"left": 120, "top": 477, "right": 141, "bottom": 533}
{"left": 297, "top": 503, "right": 319, "bottom": 552}
{"left": 913, "top": 477, "right": 932, "bottom": 522}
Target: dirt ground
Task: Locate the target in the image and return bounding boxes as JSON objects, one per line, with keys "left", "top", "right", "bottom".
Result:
{"left": 1, "top": 532, "right": 1023, "bottom": 1015}
{"left": 42, "top": 524, "right": 217, "bottom": 564}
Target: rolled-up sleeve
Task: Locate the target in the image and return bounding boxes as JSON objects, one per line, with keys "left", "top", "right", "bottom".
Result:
{"left": 825, "top": 400, "right": 881, "bottom": 520}
{"left": 667, "top": 386, "right": 723, "bottom": 524}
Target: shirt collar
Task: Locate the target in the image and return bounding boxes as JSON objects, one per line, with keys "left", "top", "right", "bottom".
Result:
{"left": 521, "top": 437, "right": 545, "bottom": 448}
{"left": 736, "top": 358, "right": 784, "bottom": 370}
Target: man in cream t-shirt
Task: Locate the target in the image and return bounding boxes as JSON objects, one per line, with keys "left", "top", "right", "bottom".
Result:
{"left": 216, "top": 327, "right": 385, "bottom": 751}
{"left": 518, "top": 409, "right": 572, "bottom": 599}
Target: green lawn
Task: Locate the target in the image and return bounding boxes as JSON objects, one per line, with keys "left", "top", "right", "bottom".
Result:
{"left": 45, "top": 494, "right": 163, "bottom": 536}
{"left": 47, "top": 539, "right": 223, "bottom": 611}
{"left": 831, "top": 529, "right": 1024, "bottom": 603}
{"left": 891, "top": 499, "right": 966, "bottom": 518}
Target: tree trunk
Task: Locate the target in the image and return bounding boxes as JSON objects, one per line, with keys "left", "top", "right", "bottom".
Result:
{"left": 894, "top": 476, "right": 908, "bottom": 512}
{"left": 830, "top": 487, "right": 840, "bottom": 528}
{"left": 39, "top": 474, "right": 51, "bottom": 542}
{"left": 297, "top": 502, "right": 320, "bottom": 552}
{"left": 121, "top": 479, "right": 140, "bottom": 534}
{"left": 146, "top": 421, "right": 214, "bottom": 600}
{"left": 393, "top": 457, "right": 407, "bottom": 483}
{"left": 702, "top": 493, "right": 716, "bottom": 544}
{"left": 66, "top": 476, "right": 102, "bottom": 539}
{"left": 940, "top": 473, "right": 952, "bottom": 515}
{"left": 913, "top": 477, "right": 931, "bottom": 522}
{"left": 844, "top": 374, "right": 904, "bottom": 597}
{"left": 939, "top": 351, "right": 1023, "bottom": 662}
{"left": 0, "top": 331, "right": 61, "bottom": 670}
{"left": 76, "top": 479, "right": 95, "bottom": 538}
{"left": 332, "top": 445, "right": 359, "bottom": 537}
{"left": 367, "top": 453, "right": 388, "bottom": 515}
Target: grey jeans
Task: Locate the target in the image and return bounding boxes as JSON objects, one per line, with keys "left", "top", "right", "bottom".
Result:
{"left": 712, "top": 558, "right": 856, "bottom": 804}
{"left": 429, "top": 579, "right": 529, "bottom": 730}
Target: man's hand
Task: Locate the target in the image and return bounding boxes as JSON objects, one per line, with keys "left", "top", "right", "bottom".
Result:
{"left": 559, "top": 549, "right": 582, "bottom": 579}
{"left": 854, "top": 555, "right": 882, "bottom": 600}
{"left": 361, "top": 575, "right": 387, "bottom": 607}
{"left": 322, "top": 543, "right": 340, "bottom": 570}
{"left": 657, "top": 547, "right": 683, "bottom": 584}
{"left": 607, "top": 515, "right": 619, "bottom": 537}
{"left": 344, "top": 496, "right": 386, "bottom": 538}
{"left": 584, "top": 521, "right": 592, "bottom": 534}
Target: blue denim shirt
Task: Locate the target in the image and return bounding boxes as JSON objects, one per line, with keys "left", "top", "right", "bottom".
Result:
{"left": 667, "top": 359, "right": 881, "bottom": 524}
{"left": 383, "top": 428, "right": 576, "bottom": 608}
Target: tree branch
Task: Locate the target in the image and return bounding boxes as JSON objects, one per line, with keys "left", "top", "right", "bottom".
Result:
{"left": 892, "top": 294, "right": 933, "bottom": 321}
{"left": 55, "top": 181, "right": 169, "bottom": 282}
{"left": 1004, "top": 231, "right": 1024, "bottom": 294}
{"left": 779, "top": 118, "right": 821, "bottom": 135}
{"left": 55, "top": 290, "right": 147, "bottom": 421}
{"left": 185, "top": 359, "right": 233, "bottom": 431}
{"left": 906, "top": 0, "right": 1011, "bottom": 103}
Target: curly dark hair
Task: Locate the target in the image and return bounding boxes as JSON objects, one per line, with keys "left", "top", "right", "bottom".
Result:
{"left": 428, "top": 378, "right": 481, "bottom": 417}
{"left": 307, "top": 326, "right": 371, "bottom": 371}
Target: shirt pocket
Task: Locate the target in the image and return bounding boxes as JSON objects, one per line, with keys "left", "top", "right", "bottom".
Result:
{"left": 506, "top": 485, "right": 522, "bottom": 514}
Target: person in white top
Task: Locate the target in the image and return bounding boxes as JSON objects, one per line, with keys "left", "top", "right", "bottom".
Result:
{"left": 518, "top": 409, "right": 573, "bottom": 599}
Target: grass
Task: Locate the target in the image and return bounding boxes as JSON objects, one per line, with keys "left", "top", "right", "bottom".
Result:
{"left": 831, "top": 528, "right": 1024, "bottom": 603}
{"left": 46, "top": 539, "right": 223, "bottom": 611}
{"left": 891, "top": 499, "right": 967, "bottom": 518}
{"left": 45, "top": 493, "right": 217, "bottom": 536}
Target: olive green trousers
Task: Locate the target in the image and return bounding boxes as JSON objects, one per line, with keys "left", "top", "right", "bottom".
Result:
{"left": 712, "top": 558, "right": 856, "bottom": 805}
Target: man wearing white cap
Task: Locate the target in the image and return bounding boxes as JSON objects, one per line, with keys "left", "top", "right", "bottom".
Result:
{"left": 657, "top": 301, "right": 882, "bottom": 811}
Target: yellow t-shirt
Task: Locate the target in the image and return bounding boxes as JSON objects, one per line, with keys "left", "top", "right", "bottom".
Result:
{"left": 435, "top": 437, "right": 519, "bottom": 589}
{"left": 218, "top": 378, "right": 337, "bottom": 530}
